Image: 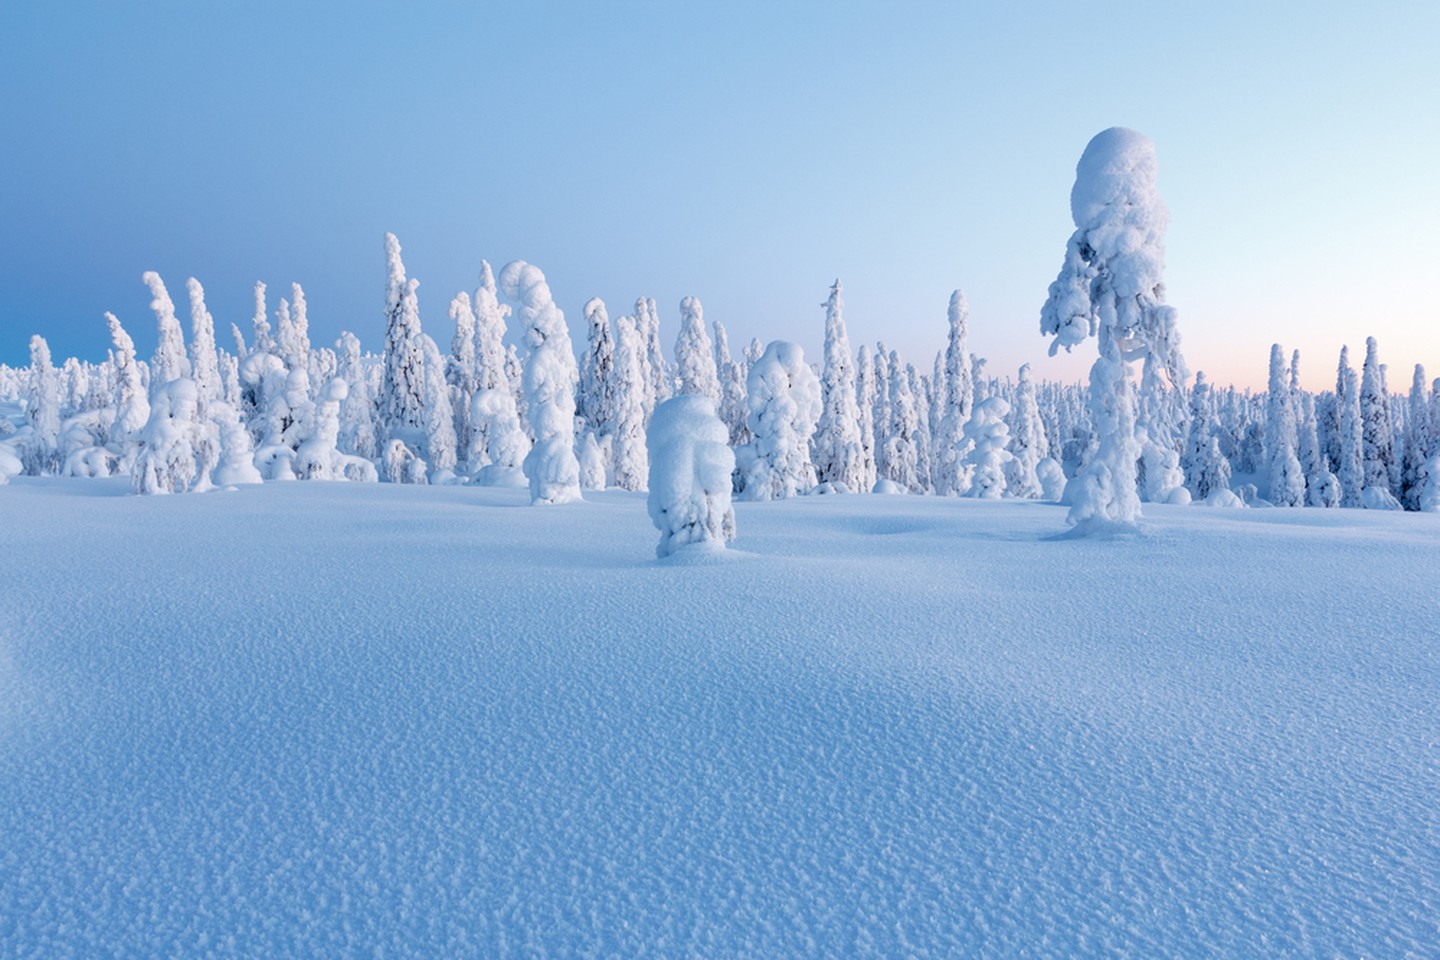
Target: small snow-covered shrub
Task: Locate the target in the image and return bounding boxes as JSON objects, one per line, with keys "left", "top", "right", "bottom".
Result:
{"left": 647, "top": 396, "right": 736, "bottom": 558}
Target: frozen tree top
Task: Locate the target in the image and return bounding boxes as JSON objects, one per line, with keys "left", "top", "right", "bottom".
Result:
{"left": 1069, "top": 127, "right": 1166, "bottom": 234}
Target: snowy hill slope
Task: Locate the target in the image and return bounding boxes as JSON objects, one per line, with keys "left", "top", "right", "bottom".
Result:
{"left": 1, "top": 480, "right": 1437, "bottom": 957}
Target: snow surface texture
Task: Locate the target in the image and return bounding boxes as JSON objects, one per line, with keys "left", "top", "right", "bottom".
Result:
{"left": 1, "top": 480, "right": 1437, "bottom": 957}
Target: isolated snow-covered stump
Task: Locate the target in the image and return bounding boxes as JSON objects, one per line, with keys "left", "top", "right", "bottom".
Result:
{"left": 647, "top": 395, "right": 736, "bottom": 558}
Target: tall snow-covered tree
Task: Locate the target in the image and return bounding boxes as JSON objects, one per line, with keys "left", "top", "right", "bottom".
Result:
{"left": 882, "top": 350, "right": 922, "bottom": 493}
{"left": 712, "top": 317, "right": 748, "bottom": 447}
{"left": 133, "top": 378, "right": 217, "bottom": 495}
{"left": 961, "top": 396, "right": 1012, "bottom": 499}
{"left": 1039, "top": 128, "right": 1186, "bottom": 529}
{"left": 420, "top": 333, "right": 457, "bottom": 474}
{"left": 379, "top": 234, "right": 428, "bottom": 456}
{"left": 467, "top": 262, "right": 528, "bottom": 482}
{"left": 23, "top": 335, "right": 60, "bottom": 475}
{"left": 738, "top": 341, "right": 822, "bottom": 500}
{"left": 447, "top": 291, "right": 479, "bottom": 464}
{"left": 932, "top": 289, "right": 974, "bottom": 495}
{"left": 641, "top": 297, "right": 671, "bottom": 414}
{"left": 1337, "top": 355, "right": 1364, "bottom": 507}
{"left": 673, "top": 296, "right": 720, "bottom": 402}
{"left": 105, "top": 312, "right": 150, "bottom": 456}
{"left": 1400, "top": 365, "right": 1431, "bottom": 511}
{"left": 1265, "top": 343, "right": 1305, "bottom": 507}
{"left": 855, "top": 343, "right": 878, "bottom": 493}
{"left": 578, "top": 296, "right": 617, "bottom": 437}
{"left": 251, "top": 282, "right": 274, "bottom": 356}
{"left": 186, "top": 278, "right": 222, "bottom": 410}
{"left": 1298, "top": 392, "right": 1341, "bottom": 507}
{"left": 277, "top": 283, "right": 312, "bottom": 378}
{"left": 335, "top": 331, "right": 378, "bottom": 460}
{"left": 499, "top": 260, "right": 582, "bottom": 504}
{"left": 1005, "top": 363, "right": 1047, "bottom": 498}
{"left": 143, "top": 271, "right": 189, "bottom": 392}
{"left": 1359, "top": 336, "right": 1399, "bottom": 507}
{"left": 610, "top": 313, "right": 649, "bottom": 491}
{"left": 812, "top": 279, "right": 864, "bottom": 492}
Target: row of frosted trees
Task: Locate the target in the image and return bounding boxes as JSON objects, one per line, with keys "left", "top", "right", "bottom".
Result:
{"left": 1, "top": 234, "right": 1437, "bottom": 514}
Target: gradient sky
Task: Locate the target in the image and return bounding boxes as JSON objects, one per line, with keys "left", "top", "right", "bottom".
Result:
{"left": 3, "top": 1, "right": 1436, "bottom": 391}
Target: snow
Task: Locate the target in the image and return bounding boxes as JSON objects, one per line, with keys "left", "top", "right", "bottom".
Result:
{"left": 1, "top": 479, "right": 1436, "bottom": 956}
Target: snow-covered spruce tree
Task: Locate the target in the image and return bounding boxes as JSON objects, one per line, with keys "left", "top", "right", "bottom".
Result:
{"left": 1337, "top": 357, "right": 1364, "bottom": 507}
{"left": 931, "top": 289, "right": 974, "bottom": 495}
{"left": 132, "top": 378, "right": 218, "bottom": 494}
{"left": 639, "top": 297, "right": 671, "bottom": 416}
{"left": 882, "top": 350, "right": 922, "bottom": 493}
{"left": 105, "top": 312, "right": 150, "bottom": 460}
{"left": 383, "top": 438, "right": 428, "bottom": 485}
{"left": 1182, "top": 372, "right": 1231, "bottom": 502}
{"left": 1400, "top": 365, "right": 1432, "bottom": 510}
{"left": 1040, "top": 128, "right": 1186, "bottom": 530}
{"left": 252, "top": 365, "right": 313, "bottom": 481}
{"left": 1265, "top": 343, "right": 1305, "bottom": 507}
{"left": 210, "top": 399, "right": 263, "bottom": 486}
{"left": 870, "top": 344, "right": 892, "bottom": 483}
{"left": 143, "top": 271, "right": 190, "bottom": 393}
{"left": 811, "top": 279, "right": 864, "bottom": 492}
{"left": 186, "top": 278, "right": 222, "bottom": 411}
{"left": 609, "top": 313, "right": 650, "bottom": 491}
{"left": 712, "top": 318, "right": 749, "bottom": 447}
{"left": 504, "top": 343, "right": 527, "bottom": 434}
{"left": 1298, "top": 393, "right": 1341, "bottom": 507}
{"left": 738, "top": 341, "right": 822, "bottom": 500}
{"left": 420, "top": 334, "right": 458, "bottom": 476}
{"left": 447, "top": 292, "right": 479, "bottom": 464}
{"left": 1358, "top": 337, "right": 1400, "bottom": 508}
{"left": 250, "top": 281, "right": 275, "bottom": 356}
{"left": 379, "top": 233, "right": 428, "bottom": 459}
{"left": 498, "top": 260, "right": 582, "bottom": 504}
{"left": 295, "top": 378, "right": 378, "bottom": 482}
{"left": 334, "top": 331, "right": 378, "bottom": 460}
{"left": 647, "top": 395, "right": 736, "bottom": 558}
{"left": 673, "top": 296, "right": 720, "bottom": 402}
{"left": 909, "top": 364, "right": 933, "bottom": 494}
{"left": 467, "top": 265, "right": 529, "bottom": 485}
{"left": 1005, "top": 363, "right": 1047, "bottom": 498}
{"left": 961, "top": 395, "right": 1012, "bottom": 498}
{"left": 855, "top": 343, "right": 878, "bottom": 493}
{"left": 22, "top": 335, "right": 61, "bottom": 475}
{"left": 277, "top": 283, "right": 312, "bottom": 379}
{"left": 578, "top": 296, "right": 617, "bottom": 439}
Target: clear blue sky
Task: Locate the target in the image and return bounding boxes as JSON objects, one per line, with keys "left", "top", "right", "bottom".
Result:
{"left": 3, "top": 1, "right": 1436, "bottom": 390}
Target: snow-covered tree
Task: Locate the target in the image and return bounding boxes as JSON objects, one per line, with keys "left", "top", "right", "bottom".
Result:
{"left": 578, "top": 297, "right": 617, "bottom": 438}
{"left": 712, "top": 317, "right": 748, "bottom": 447}
{"left": 647, "top": 395, "right": 736, "bottom": 558}
{"left": 1040, "top": 128, "right": 1186, "bottom": 529}
{"left": 1359, "top": 337, "right": 1399, "bottom": 507}
{"left": 499, "top": 260, "right": 582, "bottom": 504}
{"left": 132, "top": 378, "right": 218, "bottom": 494}
{"left": 420, "top": 333, "right": 458, "bottom": 475}
{"left": 1400, "top": 365, "right": 1432, "bottom": 511}
{"left": 186, "top": 278, "right": 222, "bottom": 410}
{"left": 469, "top": 387, "right": 530, "bottom": 488}
{"left": 1005, "top": 363, "right": 1047, "bottom": 498}
{"left": 143, "top": 271, "right": 189, "bottom": 392}
{"left": 379, "top": 233, "right": 427, "bottom": 456}
{"left": 610, "top": 313, "right": 649, "bottom": 491}
{"left": 639, "top": 297, "right": 670, "bottom": 415}
{"left": 738, "top": 341, "right": 822, "bottom": 500}
{"left": 278, "top": 283, "right": 312, "bottom": 378}
{"left": 1265, "top": 343, "right": 1305, "bottom": 507}
{"left": 22, "top": 335, "right": 61, "bottom": 475}
{"left": 295, "top": 378, "right": 377, "bottom": 481}
{"left": 1298, "top": 393, "right": 1341, "bottom": 507}
{"left": 335, "top": 331, "right": 378, "bottom": 460}
{"left": 250, "top": 282, "right": 274, "bottom": 356}
{"left": 882, "top": 351, "right": 922, "bottom": 493}
{"left": 673, "top": 296, "right": 720, "bottom": 402}
{"left": 961, "top": 396, "right": 1012, "bottom": 499}
{"left": 1337, "top": 354, "right": 1364, "bottom": 507}
{"left": 855, "top": 343, "right": 878, "bottom": 493}
{"left": 105, "top": 312, "right": 150, "bottom": 457}
{"left": 1182, "top": 372, "right": 1232, "bottom": 501}
{"left": 932, "top": 289, "right": 974, "bottom": 495}
{"left": 447, "top": 292, "right": 479, "bottom": 461}
{"left": 211, "top": 400, "right": 263, "bottom": 486}
{"left": 812, "top": 279, "right": 864, "bottom": 492}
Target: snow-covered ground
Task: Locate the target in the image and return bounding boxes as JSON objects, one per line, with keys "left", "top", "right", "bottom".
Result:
{"left": 1, "top": 480, "right": 1436, "bottom": 957}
